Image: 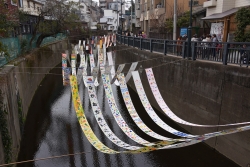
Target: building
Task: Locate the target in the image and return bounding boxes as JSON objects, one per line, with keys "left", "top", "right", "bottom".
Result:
{"left": 202, "top": 0, "right": 250, "bottom": 42}
{"left": 99, "top": 0, "right": 113, "bottom": 9}
{"left": 0, "top": 0, "right": 20, "bottom": 37}
{"left": 18, "top": 0, "right": 44, "bottom": 35}
{"left": 99, "top": 9, "right": 119, "bottom": 31}
{"left": 139, "top": 0, "right": 207, "bottom": 35}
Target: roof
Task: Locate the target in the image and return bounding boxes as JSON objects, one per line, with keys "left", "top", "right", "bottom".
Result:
{"left": 202, "top": 8, "right": 238, "bottom": 20}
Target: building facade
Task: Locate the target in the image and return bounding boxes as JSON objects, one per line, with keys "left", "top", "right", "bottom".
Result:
{"left": 100, "top": 9, "right": 119, "bottom": 31}
{"left": 203, "top": 0, "right": 250, "bottom": 41}
{"left": 139, "top": 0, "right": 207, "bottom": 35}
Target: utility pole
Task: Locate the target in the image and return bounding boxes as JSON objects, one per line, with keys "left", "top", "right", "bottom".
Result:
{"left": 130, "top": 0, "right": 133, "bottom": 32}
{"left": 187, "top": 0, "right": 193, "bottom": 59}
{"left": 121, "top": 0, "right": 123, "bottom": 35}
{"left": 173, "top": 0, "right": 177, "bottom": 40}
{"left": 148, "top": 0, "right": 151, "bottom": 36}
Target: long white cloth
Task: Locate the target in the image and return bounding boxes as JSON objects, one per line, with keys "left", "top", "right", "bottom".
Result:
{"left": 145, "top": 68, "right": 250, "bottom": 127}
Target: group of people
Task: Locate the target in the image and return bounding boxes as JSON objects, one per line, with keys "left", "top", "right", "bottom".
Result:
{"left": 177, "top": 34, "right": 221, "bottom": 58}
{"left": 123, "top": 31, "right": 147, "bottom": 38}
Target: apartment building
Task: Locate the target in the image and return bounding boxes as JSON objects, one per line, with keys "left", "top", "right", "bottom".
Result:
{"left": 140, "top": 0, "right": 207, "bottom": 34}
{"left": 18, "top": 0, "right": 44, "bottom": 35}
{"left": 100, "top": 0, "right": 113, "bottom": 9}
{"left": 203, "top": 0, "right": 250, "bottom": 41}
{"left": 100, "top": 9, "right": 119, "bottom": 31}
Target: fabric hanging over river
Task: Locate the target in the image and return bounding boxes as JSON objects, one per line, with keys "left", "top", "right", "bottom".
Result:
{"left": 145, "top": 68, "right": 250, "bottom": 127}
{"left": 70, "top": 75, "right": 250, "bottom": 154}
{"left": 117, "top": 73, "right": 180, "bottom": 140}
{"left": 71, "top": 54, "right": 76, "bottom": 76}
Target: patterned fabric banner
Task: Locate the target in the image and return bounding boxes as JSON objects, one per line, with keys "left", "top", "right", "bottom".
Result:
{"left": 86, "top": 76, "right": 142, "bottom": 150}
{"left": 145, "top": 68, "right": 250, "bottom": 127}
{"left": 101, "top": 74, "right": 155, "bottom": 146}
{"left": 76, "top": 53, "right": 85, "bottom": 85}
{"left": 125, "top": 62, "right": 138, "bottom": 83}
{"left": 70, "top": 76, "right": 118, "bottom": 154}
{"left": 107, "top": 52, "right": 119, "bottom": 86}
{"left": 117, "top": 73, "right": 186, "bottom": 140}
{"left": 71, "top": 75, "right": 250, "bottom": 154}
{"left": 89, "top": 54, "right": 95, "bottom": 73}
{"left": 71, "top": 54, "right": 76, "bottom": 76}
{"left": 62, "top": 53, "right": 70, "bottom": 86}
{"left": 110, "top": 64, "right": 125, "bottom": 84}
{"left": 132, "top": 71, "right": 195, "bottom": 138}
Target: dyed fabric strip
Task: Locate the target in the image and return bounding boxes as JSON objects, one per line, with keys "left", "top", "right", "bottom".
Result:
{"left": 107, "top": 52, "right": 119, "bottom": 86}
{"left": 71, "top": 54, "right": 76, "bottom": 75}
{"left": 62, "top": 53, "right": 70, "bottom": 86}
{"left": 76, "top": 53, "right": 85, "bottom": 85}
{"left": 125, "top": 62, "right": 138, "bottom": 83}
{"left": 132, "top": 71, "right": 195, "bottom": 138}
{"left": 103, "top": 44, "right": 106, "bottom": 66}
{"left": 110, "top": 64, "right": 125, "bottom": 84}
{"left": 89, "top": 54, "right": 95, "bottom": 73}
{"left": 86, "top": 76, "right": 142, "bottom": 150}
{"left": 117, "top": 73, "right": 187, "bottom": 140}
{"left": 70, "top": 76, "right": 118, "bottom": 154}
{"left": 145, "top": 68, "right": 250, "bottom": 127}
{"left": 71, "top": 75, "right": 250, "bottom": 154}
{"left": 101, "top": 74, "right": 154, "bottom": 146}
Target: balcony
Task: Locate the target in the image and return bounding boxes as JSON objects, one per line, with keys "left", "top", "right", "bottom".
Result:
{"left": 107, "top": 20, "right": 113, "bottom": 24}
{"left": 136, "top": 10, "right": 141, "bottom": 18}
{"left": 154, "top": 6, "right": 165, "bottom": 19}
{"left": 140, "top": 13, "right": 144, "bottom": 21}
{"left": 203, "top": 0, "right": 217, "bottom": 8}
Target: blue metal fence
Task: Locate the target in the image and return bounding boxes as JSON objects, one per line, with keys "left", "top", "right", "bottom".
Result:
{"left": 117, "top": 34, "right": 250, "bottom": 67}
{"left": 0, "top": 33, "right": 66, "bottom": 67}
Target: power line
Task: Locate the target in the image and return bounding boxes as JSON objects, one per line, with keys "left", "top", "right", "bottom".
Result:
{"left": 0, "top": 150, "right": 95, "bottom": 167}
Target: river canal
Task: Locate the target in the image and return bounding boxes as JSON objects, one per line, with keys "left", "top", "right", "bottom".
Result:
{"left": 17, "top": 65, "right": 239, "bottom": 167}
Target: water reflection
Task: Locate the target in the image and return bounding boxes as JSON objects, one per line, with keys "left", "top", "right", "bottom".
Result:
{"left": 17, "top": 65, "right": 239, "bottom": 167}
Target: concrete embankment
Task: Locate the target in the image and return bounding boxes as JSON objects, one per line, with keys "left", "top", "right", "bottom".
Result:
{"left": 0, "top": 40, "right": 69, "bottom": 165}
{"left": 114, "top": 45, "right": 250, "bottom": 167}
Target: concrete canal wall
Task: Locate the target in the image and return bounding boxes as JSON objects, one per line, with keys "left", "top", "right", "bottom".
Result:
{"left": 114, "top": 45, "right": 250, "bottom": 167}
{"left": 0, "top": 40, "right": 69, "bottom": 165}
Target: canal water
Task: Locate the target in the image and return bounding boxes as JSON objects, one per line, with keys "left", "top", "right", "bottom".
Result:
{"left": 17, "top": 65, "right": 239, "bottom": 167}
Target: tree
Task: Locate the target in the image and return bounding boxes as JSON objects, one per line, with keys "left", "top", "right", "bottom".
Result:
{"left": 165, "top": 11, "right": 190, "bottom": 33}
{"left": 0, "top": 0, "right": 19, "bottom": 37}
{"left": 235, "top": 7, "right": 250, "bottom": 42}
{"left": 28, "top": 0, "right": 83, "bottom": 47}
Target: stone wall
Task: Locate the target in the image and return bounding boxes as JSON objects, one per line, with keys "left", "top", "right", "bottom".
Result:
{"left": 115, "top": 45, "right": 250, "bottom": 167}
{"left": 0, "top": 39, "right": 69, "bottom": 165}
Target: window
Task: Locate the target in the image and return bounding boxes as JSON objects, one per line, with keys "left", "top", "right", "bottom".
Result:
{"left": 28, "top": 1, "right": 30, "bottom": 8}
{"left": 33, "top": 2, "right": 35, "bottom": 10}
{"left": 19, "top": 0, "right": 23, "bottom": 7}
{"left": 189, "top": 0, "right": 199, "bottom": 7}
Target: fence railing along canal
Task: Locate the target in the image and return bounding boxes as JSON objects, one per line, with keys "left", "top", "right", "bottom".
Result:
{"left": 117, "top": 34, "right": 250, "bottom": 67}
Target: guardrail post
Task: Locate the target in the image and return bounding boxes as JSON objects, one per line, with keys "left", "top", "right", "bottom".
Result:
{"left": 223, "top": 43, "right": 229, "bottom": 65}
{"left": 182, "top": 42, "right": 186, "bottom": 59}
{"left": 133, "top": 37, "right": 135, "bottom": 47}
{"left": 150, "top": 39, "right": 152, "bottom": 52}
{"left": 164, "top": 40, "right": 167, "bottom": 55}
{"left": 192, "top": 42, "right": 197, "bottom": 60}
{"left": 140, "top": 38, "right": 142, "bottom": 50}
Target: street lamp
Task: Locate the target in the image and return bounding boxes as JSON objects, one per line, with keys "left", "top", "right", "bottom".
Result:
{"left": 187, "top": 0, "right": 193, "bottom": 59}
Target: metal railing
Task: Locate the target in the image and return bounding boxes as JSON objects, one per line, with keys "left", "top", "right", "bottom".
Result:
{"left": 117, "top": 34, "right": 250, "bottom": 67}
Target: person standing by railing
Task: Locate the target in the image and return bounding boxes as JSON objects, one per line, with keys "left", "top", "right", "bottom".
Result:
{"left": 211, "top": 34, "right": 218, "bottom": 58}
{"left": 177, "top": 36, "right": 182, "bottom": 56}
{"left": 240, "top": 44, "right": 249, "bottom": 67}
{"left": 201, "top": 34, "right": 212, "bottom": 59}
